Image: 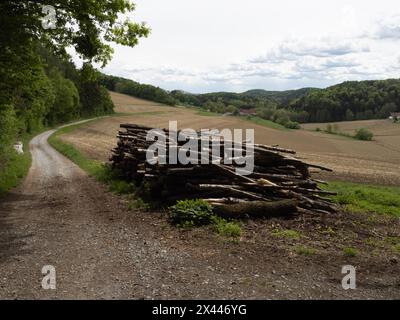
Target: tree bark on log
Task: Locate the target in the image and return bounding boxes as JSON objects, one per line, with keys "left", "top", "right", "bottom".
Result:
{"left": 212, "top": 200, "right": 298, "bottom": 219}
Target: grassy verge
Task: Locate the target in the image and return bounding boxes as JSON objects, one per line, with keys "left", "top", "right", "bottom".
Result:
{"left": 48, "top": 117, "right": 151, "bottom": 209}
{"left": 239, "top": 115, "right": 288, "bottom": 131}
{"left": 48, "top": 121, "right": 106, "bottom": 178}
{"left": 0, "top": 127, "right": 54, "bottom": 197}
{"left": 0, "top": 135, "right": 33, "bottom": 197}
{"left": 196, "top": 110, "right": 222, "bottom": 117}
{"left": 323, "top": 181, "right": 400, "bottom": 217}
{"left": 313, "top": 126, "right": 374, "bottom": 141}
{"left": 0, "top": 114, "right": 118, "bottom": 197}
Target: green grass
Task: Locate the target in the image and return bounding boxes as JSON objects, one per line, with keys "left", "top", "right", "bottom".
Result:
{"left": 48, "top": 117, "right": 150, "bottom": 207}
{"left": 48, "top": 121, "right": 106, "bottom": 178}
{"left": 239, "top": 115, "right": 287, "bottom": 131}
{"left": 196, "top": 110, "right": 222, "bottom": 117}
{"left": 343, "top": 247, "right": 359, "bottom": 257}
{"left": 0, "top": 143, "right": 31, "bottom": 197}
{"left": 272, "top": 228, "right": 302, "bottom": 240}
{"left": 314, "top": 126, "right": 374, "bottom": 141}
{"left": 169, "top": 199, "right": 214, "bottom": 227}
{"left": 294, "top": 245, "right": 318, "bottom": 256}
{"left": 0, "top": 129, "right": 46, "bottom": 197}
{"left": 212, "top": 216, "right": 242, "bottom": 238}
{"left": 168, "top": 199, "right": 242, "bottom": 238}
{"left": 323, "top": 181, "right": 400, "bottom": 217}
{"left": 0, "top": 113, "right": 139, "bottom": 198}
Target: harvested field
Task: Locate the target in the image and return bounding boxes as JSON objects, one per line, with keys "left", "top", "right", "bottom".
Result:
{"left": 61, "top": 92, "right": 400, "bottom": 185}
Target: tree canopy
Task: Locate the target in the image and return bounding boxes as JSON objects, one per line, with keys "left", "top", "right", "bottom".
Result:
{"left": 0, "top": 1, "right": 149, "bottom": 172}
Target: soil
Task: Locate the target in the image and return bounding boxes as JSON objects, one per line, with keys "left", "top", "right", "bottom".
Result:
{"left": 61, "top": 92, "right": 400, "bottom": 186}
{"left": 0, "top": 119, "right": 399, "bottom": 299}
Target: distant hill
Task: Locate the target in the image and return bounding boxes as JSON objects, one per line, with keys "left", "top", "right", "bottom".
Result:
{"left": 242, "top": 88, "right": 317, "bottom": 105}
{"left": 290, "top": 79, "right": 400, "bottom": 122}
{"left": 99, "top": 72, "right": 400, "bottom": 124}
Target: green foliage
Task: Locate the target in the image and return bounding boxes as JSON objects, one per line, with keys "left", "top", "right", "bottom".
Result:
{"left": 291, "top": 80, "right": 400, "bottom": 123}
{"left": 128, "top": 198, "right": 150, "bottom": 210}
{"left": 80, "top": 65, "right": 115, "bottom": 117}
{"left": 0, "top": 133, "right": 33, "bottom": 197}
{"left": 284, "top": 121, "right": 301, "bottom": 129}
{"left": 243, "top": 88, "right": 314, "bottom": 105}
{"left": 169, "top": 199, "right": 214, "bottom": 227}
{"left": 272, "top": 228, "right": 301, "bottom": 240}
{"left": 108, "top": 180, "right": 136, "bottom": 195}
{"left": 49, "top": 123, "right": 151, "bottom": 211}
{"left": 322, "top": 182, "right": 400, "bottom": 217}
{"left": 48, "top": 121, "right": 106, "bottom": 178}
{"left": 0, "top": 104, "right": 18, "bottom": 160}
{"left": 0, "top": 1, "right": 148, "bottom": 184}
{"left": 295, "top": 246, "right": 318, "bottom": 256}
{"left": 343, "top": 247, "right": 359, "bottom": 257}
{"left": 100, "top": 74, "right": 176, "bottom": 106}
{"left": 47, "top": 71, "right": 80, "bottom": 125}
{"left": 354, "top": 128, "right": 374, "bottom": 141}
{"left": 0, "top": 1, "right": 149, "bottom": 67}
{"left": 212, "top": 216, "right": 242, "bottom": 238}
{"left": 241, "top": 116, "right": 287, "bottom": 131}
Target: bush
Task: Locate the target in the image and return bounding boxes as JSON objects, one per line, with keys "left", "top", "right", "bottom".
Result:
{"left": 272, "top": 228, "right": 301, "bottom": 240}
{"left": 354, "top": 128, "right": 373, "bottom": 141}
{"left": 169, "top": 199, "right": 214, "bottom": 227}
{"left": 212, "top": 216, "right": 241, "bottom": 238}
{"left": 343, "top": 247, "right": 359, "bottom": 257}
{"left": 284, "top": 121, "right": 301, "bottom": 129}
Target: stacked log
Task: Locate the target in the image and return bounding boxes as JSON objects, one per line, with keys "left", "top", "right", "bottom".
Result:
{"left": 110, "top": 123, "right": 337, "bottom": 217}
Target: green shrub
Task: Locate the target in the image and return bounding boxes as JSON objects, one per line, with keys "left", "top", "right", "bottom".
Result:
{"left": 128, "top": 197, "right": 150, "bottom": 210}
{"left": 108, "top": 180, "right": 136, "bottom": 195}
{"left": 284, "top": 121, "right": 301, "bottom": 129}
{"left": 212, "top": 216, "right": 241, "bottom": 238}
{"left": 169, "top": 199, "right": 214, "bottom": 227}
{"left": 343, "top": 247, "right": 359, "bottom": 257}
{"left": 295, "top": 246, "right": 318, "bottom": 256}
{"left": 272, "top": 228, "right": 301, "bottom": 240}
{"left": 354, "top": 128, "right": 373, "bottom": 141}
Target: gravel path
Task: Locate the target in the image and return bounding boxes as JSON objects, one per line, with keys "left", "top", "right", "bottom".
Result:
{"left": 0, "top": 128, "right": 399, "bottom": 299}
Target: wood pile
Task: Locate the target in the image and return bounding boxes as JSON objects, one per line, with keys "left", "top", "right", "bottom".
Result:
{"left": 110, "top": 123, "right": 337, "bottom": 217}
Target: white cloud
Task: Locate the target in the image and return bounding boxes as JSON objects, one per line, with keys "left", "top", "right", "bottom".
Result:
{"left": 97, "top": 0, "right": 400, "bottom": 92}
{"left": 249, "top": 39, "right": 369, "bottom": 64}
{"left": 371, "top": 15, "right": 400, "bottom": 39}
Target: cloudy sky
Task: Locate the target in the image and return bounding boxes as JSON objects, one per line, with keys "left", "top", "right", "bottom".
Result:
{"left": 99, "top": 0, "right": 400, "bottom": 93}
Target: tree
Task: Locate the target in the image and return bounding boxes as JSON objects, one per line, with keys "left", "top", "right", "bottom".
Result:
{"left": 0, "top": 104, "right": 18, "bottom": 161}
{"left": 0, "top": 1, "right": 150, "bottom": 175}
{"left": 0, "top": 1, "right": 150, "bottom": 67}
{"left": 345, "top": 109, "right": 355, "bottom": 121}
{"left": 47, "top": 71, "right": 80, "bottom": 125}
{"left": 378, "top": 102, "right": 397, "bottom": 118}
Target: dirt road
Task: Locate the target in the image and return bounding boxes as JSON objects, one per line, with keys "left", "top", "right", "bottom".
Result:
{"left": 0, "top": 126, "right": 399, "bottom": 299}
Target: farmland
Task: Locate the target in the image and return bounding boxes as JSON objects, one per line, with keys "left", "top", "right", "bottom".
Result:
{"left": 61, "top": 91, "right": 400, "bottom": 186}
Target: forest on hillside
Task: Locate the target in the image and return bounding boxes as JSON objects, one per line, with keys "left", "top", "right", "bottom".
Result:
{"left": 0, "top": 1, "right": 149, "bottom": 179}
{"left": 100, "top": 72, "right": 400, "bottom": 128}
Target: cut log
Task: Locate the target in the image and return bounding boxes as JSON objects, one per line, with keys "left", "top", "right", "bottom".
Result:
{"left": 212, "top": 200, "right": 298, "bottom": 219}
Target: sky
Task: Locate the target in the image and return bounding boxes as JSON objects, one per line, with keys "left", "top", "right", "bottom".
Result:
{"left": 97, "top": 0, "right": 400, "bottom": 93}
